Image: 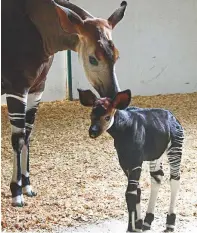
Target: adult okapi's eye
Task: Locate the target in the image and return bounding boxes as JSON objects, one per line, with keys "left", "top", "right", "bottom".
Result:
{"left": 105, "top": 116, "right": 111, "bottom": 121}
{"left": 89, "top": 56, "right": 98, "bottom": 66}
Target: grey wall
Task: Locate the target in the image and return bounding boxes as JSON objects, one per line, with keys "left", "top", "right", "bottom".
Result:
{"left": 71, "top": 0, "right": 197, "bottom": 98}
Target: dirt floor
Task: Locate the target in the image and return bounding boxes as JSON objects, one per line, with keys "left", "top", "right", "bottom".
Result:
{"left": 1, "top": 93, "right": 197, "bottom": 232}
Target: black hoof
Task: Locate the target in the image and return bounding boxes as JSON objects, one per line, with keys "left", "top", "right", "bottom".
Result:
{"left": 135, "top": 219, "right": 143, "bottom": 230}
{"left": 142, "top": 224, "right": 150, "bottom": 231}
{"left": 126, "top": 230, "right": 142, "bottom": 232}
{"left": 127, "top": 226, "right": 137, "bottom": 232}
{"left": 166, "top": 214, "right": 176, "bottom": 232}
{"left": 164, "top": 227, "right": 174, "bottom": 232}
{"left": 143, "top": 213, "right": 154, "bottom": 231}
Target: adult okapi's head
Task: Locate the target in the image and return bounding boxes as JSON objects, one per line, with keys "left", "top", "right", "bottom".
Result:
{"left": 78, "top": 88, "right": 131, "bottom": 138}
{"left": 54, "top": 0, "right": 127, "bottom": 98}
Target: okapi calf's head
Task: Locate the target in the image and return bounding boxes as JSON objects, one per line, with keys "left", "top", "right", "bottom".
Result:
{"left": 26, "top": 0, "right": 127, "bottom": 98}
{"left": 78, "top": 89, "right": 131, "bottom": 138}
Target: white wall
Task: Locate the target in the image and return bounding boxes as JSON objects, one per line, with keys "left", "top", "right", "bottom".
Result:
{"left": 71, "top": 0, "right": 197, "bottom": 98}
{"left": 2, "top": 1, "right": 197, "bottom": 104}
{"left": 1, "top": 52, "right": 67, "bottom": 105}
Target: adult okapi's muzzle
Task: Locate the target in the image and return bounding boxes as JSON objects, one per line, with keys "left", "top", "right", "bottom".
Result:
{"left": 106, "top": 71, "right": 121, "bottom": 98}
{"left": 91, "top": 69, "right": 121, "bottom": 99}
{"left": 89, "top": 125, "right": 101, "bottom": 138}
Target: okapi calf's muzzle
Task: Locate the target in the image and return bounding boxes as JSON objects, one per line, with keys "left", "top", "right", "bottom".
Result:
{"left": 89, "top": 125, "right": 101, "bottom": 138}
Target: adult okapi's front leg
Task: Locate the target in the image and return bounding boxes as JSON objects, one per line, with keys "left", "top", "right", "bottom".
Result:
{"left": 6, "top": 92, "right": 28, "bottom": 207}
{"left": 21, "top": 92, "right": 43, "bottom": 197}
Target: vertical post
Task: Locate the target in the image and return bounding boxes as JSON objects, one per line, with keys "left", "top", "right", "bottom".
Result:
{"left": 67, "top": 50, "right": 73, "bottom": 101}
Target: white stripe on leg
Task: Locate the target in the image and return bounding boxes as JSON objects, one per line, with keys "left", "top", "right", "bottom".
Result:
{"left": 168, "top": 179, "right": 180, "bottom": 215}
{"left": 12, "top": 194, "right": 24, "bottom": 207}
{"left": 147, "top": 157, "right": 163, "bottom": 214}
{"left": 21, "top": 145, "right": 29, "bottom": 177}
{"left": 22, "top": 185, "right": 32, "bottom": 194}
{"left": 136, "top": 203, "right": 141, "bottom": 221}
{"left": 26, "top": 92, "right": 43, "bottom": 111}
{"left": 11, "top": 125, "right": 25, "bottom": 134}
{"left": 12, "top": 152, "right": 21, "bottom": 185}
{"left": 6, "top": 94, "right": 27, "bottom": 103}
{"left": 147, "top": 177, "right": 161, "bottom": 213}
{"left": 131, "top": 211, "right": 135, "bottom": 231}
{"left": 11, "top": 126, "right": 24, "bottom": 185}
{"left": 21, "top": 144, "right": 33, "bottom": 195}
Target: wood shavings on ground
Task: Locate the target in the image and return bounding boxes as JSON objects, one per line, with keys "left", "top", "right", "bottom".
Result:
{"left": 1, "top": 92, "right": 197, "bottom": 232}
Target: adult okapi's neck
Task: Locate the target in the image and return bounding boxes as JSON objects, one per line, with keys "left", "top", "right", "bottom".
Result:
{"left": 26, "top": 0, "right": 79, "bottom": 56}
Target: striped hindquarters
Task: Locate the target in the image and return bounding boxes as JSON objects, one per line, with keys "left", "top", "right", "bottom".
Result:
{"left": 167, "top": 119, "right": 184, "bottom": 180}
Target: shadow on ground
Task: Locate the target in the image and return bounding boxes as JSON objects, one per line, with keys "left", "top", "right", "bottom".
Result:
{"left": 54, "top": 216, "right": 197, "bottom": 233}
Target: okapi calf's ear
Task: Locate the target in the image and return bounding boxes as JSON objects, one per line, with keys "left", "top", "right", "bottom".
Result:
{"left": 108, "top": 1, "right": 127, "bottom": 29}
{"left": 78, "top": 89, "right": 97, "bottom": 107}
{"left": 54, "top": 2, "right": 84, "bottom": 34}
{"left": 112, "top": 89, "right": 131, "bottom": 110}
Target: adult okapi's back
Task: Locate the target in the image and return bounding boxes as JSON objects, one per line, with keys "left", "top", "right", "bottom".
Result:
{"left": 1, "top": 0, "right": 128, "bottom": 207}
{"left": 2, "top": 0, "right": 45, "bottom": 94}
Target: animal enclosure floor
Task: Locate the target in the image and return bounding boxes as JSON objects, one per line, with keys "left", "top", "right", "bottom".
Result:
{"left": 53, "top": 216, "right": 197, "bottom": 233}
{"left": 1, "top": 93, "right": 197, "bottom": 232}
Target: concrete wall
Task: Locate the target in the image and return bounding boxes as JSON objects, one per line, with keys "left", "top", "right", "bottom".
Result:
{"left": 71, "top": 0, "right": 197, "bottom": 98}
{"left": 1, "top": 52, "right": 67, "bottom": 105}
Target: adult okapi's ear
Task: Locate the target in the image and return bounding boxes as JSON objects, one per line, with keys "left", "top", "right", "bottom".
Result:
{"left": 78, "top": 89, "right": 97, "bottom": 107}
{"left": 54, "top": 2, "right": 84, "bottom": 34}
{"left": 108, "top": 1, "right": 127, "bottom": 29}
{"left": 112, "top": 89, "right": 131, "bottom": 110}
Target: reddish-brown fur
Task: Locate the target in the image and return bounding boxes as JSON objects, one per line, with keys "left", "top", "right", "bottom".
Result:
{"left": 1, "top": 0, "right": 128, "bottom": 207}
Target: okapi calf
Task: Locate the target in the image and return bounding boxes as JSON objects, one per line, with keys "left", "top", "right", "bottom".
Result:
{"left": 78, "top": 89, "right": 184, "bottom": 232}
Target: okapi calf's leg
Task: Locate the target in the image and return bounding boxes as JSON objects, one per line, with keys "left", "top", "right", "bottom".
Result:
{"left": 21, "top": 92, "right": 43, "bottom": 197}
{"left": 143, "top": 157, "right": 164, "bottom": 231}
{"left": 126, "top": 166, "right": 142, "bottom": 232}
{"left": 6, "top": 92, "right": 28, "bottom": 207}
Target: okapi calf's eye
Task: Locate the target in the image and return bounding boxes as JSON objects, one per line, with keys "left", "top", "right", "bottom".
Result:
{"left": 78, "top": 88, "right": 184, "bottom": 233}
{"left": 105, "top": 116, "right": 111, "bottom": 121}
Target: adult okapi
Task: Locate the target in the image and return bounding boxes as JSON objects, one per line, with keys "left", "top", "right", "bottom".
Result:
{"left": 1, "top": 0, "right": 127, "bottom": 206}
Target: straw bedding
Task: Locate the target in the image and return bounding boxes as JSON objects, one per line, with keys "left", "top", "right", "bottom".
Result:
{"left": 1, "top": 92, "right": 197, "bottom": 232}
